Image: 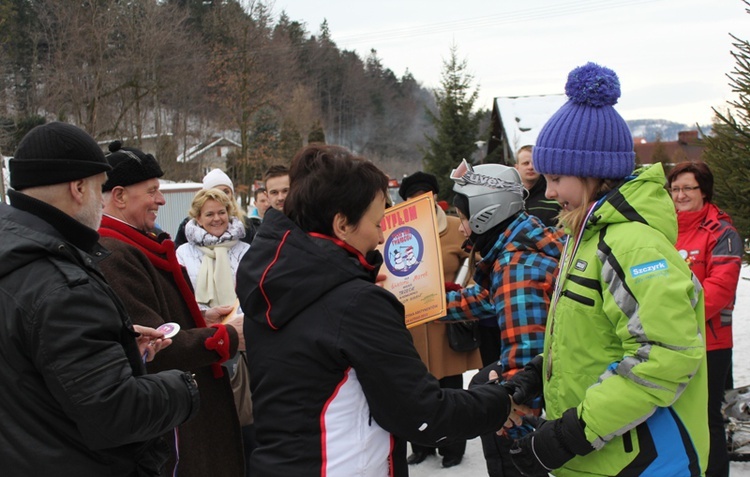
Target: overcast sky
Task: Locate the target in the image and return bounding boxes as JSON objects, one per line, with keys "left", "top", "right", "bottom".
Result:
{"left": 273, "top": 0, "right": 747, "bottom": 125}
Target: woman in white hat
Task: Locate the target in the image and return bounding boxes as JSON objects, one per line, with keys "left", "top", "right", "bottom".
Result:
{"left": 175, "top": 169, "right": 258, "bottom": 247}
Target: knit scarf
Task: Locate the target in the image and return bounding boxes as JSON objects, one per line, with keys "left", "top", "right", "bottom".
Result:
{"left": 195, "top": 241, "right": 238, "bottom": 307}
{"left": 185, "top": 216, "right": 246, "bottom": 246}
{"left": 185, "top": 218, "right": 244, "bottom": 308}
{"left": 99, "top": 215, "right": 223, "bottom": 378}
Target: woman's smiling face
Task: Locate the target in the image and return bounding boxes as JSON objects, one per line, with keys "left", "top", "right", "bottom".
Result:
{"left": 670, "top": 172, "right": 705, "bottom": 213}
{"left": 197, "top": 199, "right": 229, "bottom": 237}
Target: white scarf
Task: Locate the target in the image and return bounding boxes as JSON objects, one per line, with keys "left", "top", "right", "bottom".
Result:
{"left": 185, "top": 216, "right": 246, "bottom": 246}
{"left": 185, "top": 218, "right": 244, "bottom": 307}
{"left": 195, "top": 240, "right": 238, "bottom": 307}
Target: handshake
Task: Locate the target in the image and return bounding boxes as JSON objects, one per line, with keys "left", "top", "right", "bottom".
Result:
{"left": 480, "top": 356, "right": 595, "bottom": 476}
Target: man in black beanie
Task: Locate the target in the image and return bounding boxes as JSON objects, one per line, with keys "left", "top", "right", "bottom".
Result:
{"left": 398, "top": 171, "right": 481, "bottom": 469}
{"left": 0, "top": 122, "right": 199, "bottom": 476}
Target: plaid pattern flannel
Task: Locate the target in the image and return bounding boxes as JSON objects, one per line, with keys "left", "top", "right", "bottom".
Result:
{"left": 445, "top": 212, "right": 564, "bottom": 379}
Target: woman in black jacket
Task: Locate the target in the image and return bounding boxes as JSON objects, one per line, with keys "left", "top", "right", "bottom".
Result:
{"left": 237, "top": 144, "right": 514, "bottom": 477}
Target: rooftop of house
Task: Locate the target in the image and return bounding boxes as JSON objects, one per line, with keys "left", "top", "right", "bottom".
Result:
{"left": 492, "top": 94, "right": 567, "bottom": 156}
{"left": 176, "top": 136, "right": 241, "bottom": 163}
{"left": 635, "top": 130, "right": 705, "bottom": 164}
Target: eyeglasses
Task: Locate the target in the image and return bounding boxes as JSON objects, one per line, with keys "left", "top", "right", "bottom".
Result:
{"left": 669, "top": 186, "right": 701, "bottom": 194}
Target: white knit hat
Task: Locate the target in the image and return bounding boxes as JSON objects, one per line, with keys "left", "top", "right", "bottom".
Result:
{"left": 202, "top": 168, "right": 234, "bottom": 193}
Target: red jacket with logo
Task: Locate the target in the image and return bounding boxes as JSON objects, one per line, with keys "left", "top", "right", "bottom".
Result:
{"left": 675, "top": 202, "right": 742, "bottom": 351}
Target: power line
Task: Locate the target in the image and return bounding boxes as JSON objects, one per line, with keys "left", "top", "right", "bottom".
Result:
{"left": 331, "top": 0, "right": 670, "bottom": 46}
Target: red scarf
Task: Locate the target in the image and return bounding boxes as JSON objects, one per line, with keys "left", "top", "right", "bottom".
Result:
{"left": 99, "top": 215, "right": 224, "bottom": 377}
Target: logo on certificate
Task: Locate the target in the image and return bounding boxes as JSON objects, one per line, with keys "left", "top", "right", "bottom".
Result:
{"left": 384, "top": 226, "right": 424, "bottom": 277}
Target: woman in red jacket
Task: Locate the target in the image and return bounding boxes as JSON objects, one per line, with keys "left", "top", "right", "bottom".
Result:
{"left": 668, "top": 160, "right": 743, "bottom": 477}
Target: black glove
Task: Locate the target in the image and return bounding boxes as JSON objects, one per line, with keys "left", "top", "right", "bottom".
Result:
{"left": 509, "top": 407, "right": 594, "bottom": 476}
{"left": 468, "top": 360, "right": 504, "bottom": 389}
{"left": 502, "top": 355, "right": 543, "bottom": 406}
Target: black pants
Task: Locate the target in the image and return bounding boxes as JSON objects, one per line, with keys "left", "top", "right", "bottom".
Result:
{"left": 478, "top": 324, "right": 502, "bottom": 367}
{"left": 410, "top": 374, "right": 466, "bottom": 459}
{"left": 242, "top": 424, "right": 257, "bottom": 477}
{"left": 707, "top": 348, "right": 732, "bottom": 477}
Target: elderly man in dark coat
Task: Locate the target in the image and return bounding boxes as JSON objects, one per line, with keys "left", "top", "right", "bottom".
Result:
{"left": 97, "top": 141, "right": 245, "bottom": 477}
{"left": 0, "top": 122, "right": 199, "bottom": 476}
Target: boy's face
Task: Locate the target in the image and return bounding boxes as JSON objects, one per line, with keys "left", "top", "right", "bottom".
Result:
{"left": 265, "top": 175, "right": 290, "bottom": 211}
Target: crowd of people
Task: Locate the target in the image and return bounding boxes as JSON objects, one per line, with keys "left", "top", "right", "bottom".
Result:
{"left": 0, "top": 61, "right": 740, "bottom": 477}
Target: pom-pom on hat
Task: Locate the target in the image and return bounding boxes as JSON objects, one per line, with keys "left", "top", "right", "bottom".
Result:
{"left": 9, "top": 122, "right": 112, "bottom": 190}
{"left": 398, "top": 171, "right": 439, "bottom": 200}
{"left": 202, "top": 168, "right": 234, "bottom": 194}
{"left": 533, "top": 62, "right": 635, "bottom": 179}
{"left": 102, "top": 141, "right": 164, "bottom": 192}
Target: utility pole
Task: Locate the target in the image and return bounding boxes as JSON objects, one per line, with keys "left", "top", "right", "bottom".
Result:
{"left": 0, "top": 156, "right": 7, "bottom": 204}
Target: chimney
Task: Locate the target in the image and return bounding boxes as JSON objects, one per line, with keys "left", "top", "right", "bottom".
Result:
{"left": 678, "top": 130, "right": 699, "bottom": 145}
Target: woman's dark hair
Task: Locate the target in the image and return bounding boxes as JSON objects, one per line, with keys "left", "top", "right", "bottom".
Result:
{"left": 285, "top": 144, "right": 389, "bottom": 235}
{"left": 666, "top": 160, "right": 714, "bottom": 203}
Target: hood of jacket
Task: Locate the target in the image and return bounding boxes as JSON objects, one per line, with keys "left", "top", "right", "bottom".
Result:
{"left": 583, "top": 163, "right": 677, "bottom": 244}
{"left": 237, "top": 209, "right": 382, "bottom": 330}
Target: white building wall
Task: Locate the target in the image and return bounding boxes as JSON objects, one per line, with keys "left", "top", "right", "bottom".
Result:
{"left": 158, "top": 182, "right": 202, "bottom": 238}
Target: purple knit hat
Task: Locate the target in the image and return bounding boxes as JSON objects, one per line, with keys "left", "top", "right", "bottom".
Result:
{"left": 533, "top": 62, "right": 635, "bottom": 179}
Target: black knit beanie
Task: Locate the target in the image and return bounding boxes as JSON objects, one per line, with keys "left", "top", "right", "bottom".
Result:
{"left": 398, "top": 171, "right": 439, "bottom": 201}
{"left": 102, "top": 141, "right": 164, "bottom": 192}
{"left": 9, "top": 122, "right": 112, "bottom": 190}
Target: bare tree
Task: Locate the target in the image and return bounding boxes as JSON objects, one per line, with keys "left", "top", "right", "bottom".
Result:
{"left": 34, "top": 0, "right": 122, "bottom": 133}
{"left": 205, "top": 1, "right": 278, "bottom": 188}
{"left": 35, "top": 1, "right": 204, "bottom": 148}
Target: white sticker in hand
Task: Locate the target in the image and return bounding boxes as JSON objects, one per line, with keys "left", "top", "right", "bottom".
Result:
{"left": 156, "top": 322, "right": 180, "bottom": 338}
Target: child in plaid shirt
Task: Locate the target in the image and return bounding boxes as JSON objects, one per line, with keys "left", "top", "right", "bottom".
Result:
{"left": 443, "top": 161, "right": 564, "bottom": 477}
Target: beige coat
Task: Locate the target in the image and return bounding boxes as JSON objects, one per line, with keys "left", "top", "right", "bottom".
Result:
{"left": 409, "top": 211, "right": 482, "bottom": 380}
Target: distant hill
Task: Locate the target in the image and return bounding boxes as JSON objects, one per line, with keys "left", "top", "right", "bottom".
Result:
{"left": 626, "top": 119, "right": 712, "bottom": 142}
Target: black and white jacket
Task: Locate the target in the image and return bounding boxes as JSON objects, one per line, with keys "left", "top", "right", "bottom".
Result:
{"left": 237, "top": 209, "right": 510, "bottom": 477}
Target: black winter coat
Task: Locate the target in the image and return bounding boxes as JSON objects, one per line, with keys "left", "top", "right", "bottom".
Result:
{"left": 237, "top": 209, "right": 511, "bottom": 477}
{"left": 524, "top": 175, "right": 561, "bottom": 228}
{"left": 0, "top": 192, "right": 198, "bottom": 477}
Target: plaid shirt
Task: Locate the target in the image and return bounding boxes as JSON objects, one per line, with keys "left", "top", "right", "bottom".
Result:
{"left": 445, "top": 212, "right": 564, "bottom": 379}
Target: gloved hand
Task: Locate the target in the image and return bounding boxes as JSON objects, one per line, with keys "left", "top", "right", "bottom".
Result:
{"left": 445, "top": 281, "right": 463, "bottom": 292}
{"left": 502, "top": 355, "right": 543, "bottom": 406}
{"left": 503, "top": 415, "right": 541, "bottom": 440}
{"left": 509, "top": 407, "right": 594, "bottom": 476}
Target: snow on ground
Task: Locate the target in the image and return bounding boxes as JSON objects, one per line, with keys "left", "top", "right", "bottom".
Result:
{"left": 410, "top": 265, "right": 750, "bottom": 476}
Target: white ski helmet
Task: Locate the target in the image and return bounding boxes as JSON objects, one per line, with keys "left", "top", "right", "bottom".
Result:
{"left": 451, "top": 160, "right": 525, "bottom": 235}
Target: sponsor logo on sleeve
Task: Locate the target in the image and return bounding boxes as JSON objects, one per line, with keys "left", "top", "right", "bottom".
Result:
{"left": 630, "top": 259, "right": 668, "bottom": 278}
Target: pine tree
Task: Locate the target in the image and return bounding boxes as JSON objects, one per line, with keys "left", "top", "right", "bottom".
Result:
{"left": 278, "top": 119, "right": 303, "bottom": 163}
{"left": 703, "top": 3, "right": 750, "bottom": 259}
{"left": 422, "top": 45, "right": 481, "bottom": 201}
{"left": 651, "top": 133, "right": 670, "bottom": 166}
{"left": 308, "top": 121, "right": 326, "bottom": 144}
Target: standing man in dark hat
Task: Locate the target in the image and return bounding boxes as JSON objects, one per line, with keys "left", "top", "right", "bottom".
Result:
{"left": 398, "top": 171, "right": 483, "bottom": 469}
{"left": 514, "top": 145, "right": 561, "bottom": 227}
{"left": 97, "top": 140, "right": 245, "bottom": 477}
{"left": 0, "top": 122, "right": 199, "bottom": 476}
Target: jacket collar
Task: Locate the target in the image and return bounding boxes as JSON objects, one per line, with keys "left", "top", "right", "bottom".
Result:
{"left": 583, "top": 164, "right": 677, "bottom": 245}
{"left": 9, "top": 189, "right": 99, "bottom": 253}
{"left": 676, "top": 202, "right": 710, "bottom": 232}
